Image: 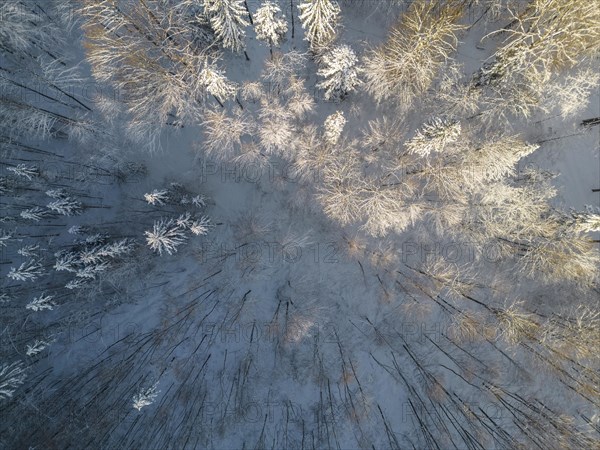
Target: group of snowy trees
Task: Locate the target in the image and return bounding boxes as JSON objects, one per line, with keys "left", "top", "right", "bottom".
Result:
{"left": 0, "top": 0, "right": 215, "bottom": 404}
{"left": 0, "top": 0, "right": 96, "bottom": 143}
{"left": 75, "top": 0, "right": 356, "bottom": 148}
{"left": 143, "top": 184, "right": 211, "bottom": 255}
{"left": 74, "top": 0, "right": 600, "bottom": 146}
{"left": 78, "top": 0, "right": 229, "bottom": 148}
{"left": 301, "top": 0, "right": 600, "bottom": 290}
{"left": 1, "top": 0, "right": 107, "bottom": 399}
{"left": 2, "top": 0, "right": 599, "bottom": 449}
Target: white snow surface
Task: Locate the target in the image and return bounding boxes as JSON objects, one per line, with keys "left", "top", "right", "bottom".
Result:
{"left": 1, "top": 1, "right": 598, "bottom": 449}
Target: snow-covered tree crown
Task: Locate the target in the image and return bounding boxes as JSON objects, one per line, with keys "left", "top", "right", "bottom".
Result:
{"left": 323, "top": 111, "right": 346, "bottom": 145}
{"left": 254, "top": 1, "right": 288, "bottom": 48}
{"left": 405, "top": 118, "right": 461, "bottom": 156}
{"left": 203, "top": 0, "right": 250, "bottom": 52}
{"left": 298, "top": 0, "right": 340, "bottom": 49}
{"left": 316, "top": 44, "right": 361, "bottom": 101}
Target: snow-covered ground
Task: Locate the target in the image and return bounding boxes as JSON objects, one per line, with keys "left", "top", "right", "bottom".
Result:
{"left": 1, "top": 1, "right": 599, "bottom": 449}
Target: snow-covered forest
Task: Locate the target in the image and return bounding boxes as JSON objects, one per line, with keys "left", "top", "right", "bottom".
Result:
{"left": 1, "top": 0, "right": 599, "bottom": 448}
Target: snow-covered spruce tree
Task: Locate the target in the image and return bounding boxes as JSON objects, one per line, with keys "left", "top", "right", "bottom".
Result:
{"left": 363, "top": 0, "right": 465, "bottom": 107}
{"left": 17, "top": 244, "right": 41, "bottom": 258}
{"left": 316, "top": 44, "right": 361, "bottom": 101}
{"left": 25, "top": 339, "right": 52, "bottom": 357}
{"left": 188, "top": 216, "right": 211, "bottom": 236}
{"left": 145, "top": 220, "right": 186, "bottom": 255}
{"left": 144, "top": 183, "right": 207, "bottom": 209}
{"left": 6, "top": 165, "right": 38, "bottom": 181}
{"left": 144, "top": 190, "right": 169, "bottom": 206}
{"left": 203, "top": 0, "right": 250, "bottom": 53}
{"left": 7, "top": 259, "right": 45, "bottom": 282}
{"left": 198, "top": 59, "right": 238, "bottom": 106}
{"left": 297, "top": 0, "right": 340, "bottom": 50}
{"left": 46, "top": 197, "right": 83, "bottom": 216}
{"left": 51, "top": 235, "right": 137, "bottom": 290}
{"left": 323, "top": 111, "right": 346, "bottom": 145}
{"left": 405, "top": 117, "right": 461, "bottom": 157}
{"left": 254, "top": 1, "right": 288, "bottom": 50}
{"left": 18, "top": 207, "right": 48, "bottom": 222}
{"left": 26, "top": 293, "right": 56, "bottom": 312}
{"left": 144, "top": 207, "right": 211, "bottom": 256}
{"left": 0, "top": 230, "right": 15, "bottom": 249}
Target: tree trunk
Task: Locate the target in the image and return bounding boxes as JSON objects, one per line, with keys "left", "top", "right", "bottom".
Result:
{"left": 581, "top": 117, "right": 600, "bottom": 127}
{"left": 212, "top": 95, "right": 224, "bottom": 108}
{"left": 290, "top": 0, "right": 295, "bottom": 39}
{"left": 244, "top": 0, "right": 253, "bottom": 24}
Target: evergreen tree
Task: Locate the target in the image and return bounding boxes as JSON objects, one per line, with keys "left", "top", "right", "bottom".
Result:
{"left": 199, "top": 59, "right": 238, "bottom": 104}
{"left": 254, "top": 1, "right": 288, "bottom": 49}
{"left": 323, "top": 111, "right": 346, "bottom": 144}
{"left": 405, "top": 118, "right": 461, "bottom": 157}
{"left": 297, "top": 0, "right": 340, "bottom": 49}
{"left": 204, "top": 0, "right": 250, "bottom": 52}
{"left": 316, "top": 44, "right": 361, "bottom": 101}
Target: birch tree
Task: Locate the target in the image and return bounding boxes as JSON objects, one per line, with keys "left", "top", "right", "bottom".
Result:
{"left": 363, "top": 0, "right": 465, "bottom": 107}
{"left": 476, "top": 0, "right": 600, "bottom": 121}
{"left": 79, "top": 0, "right": 232, "bottom": 148}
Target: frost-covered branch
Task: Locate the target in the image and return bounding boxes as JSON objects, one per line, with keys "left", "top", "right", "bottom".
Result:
{"left": 0, "top": 361, "right": 26, "bottom": 400}
{"left": 132, "top": 381, "right": 160, "bottom": 411}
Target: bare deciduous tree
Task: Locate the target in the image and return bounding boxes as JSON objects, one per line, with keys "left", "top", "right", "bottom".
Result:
{"left": 363, "top": 0, "right": 465, "bottom": 107}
